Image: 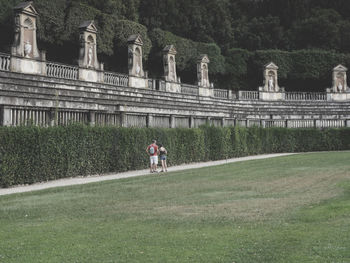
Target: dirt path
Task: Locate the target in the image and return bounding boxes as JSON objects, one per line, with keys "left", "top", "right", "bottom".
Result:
{"left": 0, "top": 153, "right": 296, "bottom": 196}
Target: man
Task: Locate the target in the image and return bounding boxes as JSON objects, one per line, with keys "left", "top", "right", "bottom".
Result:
{"left": 146, "top": 139, "right": 159, "bottom": 173}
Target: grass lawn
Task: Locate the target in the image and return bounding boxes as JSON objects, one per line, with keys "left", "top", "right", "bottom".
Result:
{"left": 0, "top": 152, "right": 350, "bottom": 263}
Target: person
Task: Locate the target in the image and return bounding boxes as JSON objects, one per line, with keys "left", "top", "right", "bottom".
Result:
{"left": 146, "top": 140, "right": 159, "bottom": 173}
{"left": 159, "top": 144, "right": 168, "bottom": 172}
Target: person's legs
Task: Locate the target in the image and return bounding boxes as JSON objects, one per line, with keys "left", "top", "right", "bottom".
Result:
{"left": 153, "top": 156, "right": 158, "bottom": 172}
{"left": 164, "top": 159, "right": 167, "bottom": 172}
{"left": 150, "top": 156, "right": 157, "bottom": 172}
{"left": 161, "top": 160, "right": 165, "bottom": 172}
{"left": 149, "top": 157, "right": 153, "bottom": 172}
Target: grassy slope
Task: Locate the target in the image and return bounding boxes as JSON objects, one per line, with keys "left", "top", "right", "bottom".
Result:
{"left": 0, "top": 152, "right": 349, "bottom": 262}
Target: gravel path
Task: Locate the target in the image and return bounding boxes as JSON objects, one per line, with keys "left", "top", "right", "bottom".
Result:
{"left": 0, "top": 153, "right": 296, "bottom": 196}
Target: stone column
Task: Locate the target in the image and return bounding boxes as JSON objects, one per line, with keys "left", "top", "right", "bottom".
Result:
{"left": 88, "top": 111, "right": 96, "bottom": 126}
{"left": 170, "top": 115, "right": 176, "bottom": 128}
{"left": 49, "top": 108, "right": 57, "bottom": 126}
{"left": 147, "top": 114, "right": 153, "bottom": 128}
{"left": 197, "top": 54, "right": 213, "bottom": 96}
{"left": 11, "top": 2, "right": 46, "bottom": 75}
{"left": 221, "top": 118, "right": 226, "bottom": 127}
{"left": 78, "top": 21, "right": 103, "bottom": 82}
{"left": 346, "top": 120, "right": 350, "bottom": 128}
{"left": 1, "top": 106, "right": 12, "bottom": 126}
{"left": 163, "top": 45, "right": 181, "bottom": 93}
{"left": 189, "top": 116, "right": 195, "bottom": 128}
{"left": 163, "top": 45, "right": 177, "bottom": 82}
{"left": 120, "top": 112, "right": 127, "bottom": 127}
{"left": 128, "top": 34, "right": 148, "bottom": 89}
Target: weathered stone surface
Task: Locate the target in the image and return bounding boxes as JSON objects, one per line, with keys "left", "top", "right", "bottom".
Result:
{"left": 0, "top": 71, "right": 349, "bottom": 128}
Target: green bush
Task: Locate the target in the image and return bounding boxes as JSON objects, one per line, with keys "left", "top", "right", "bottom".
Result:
{"left": 0, "top": 125, "right": 349, "bottom": 187}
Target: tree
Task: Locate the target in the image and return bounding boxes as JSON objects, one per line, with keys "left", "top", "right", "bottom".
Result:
{"left": 289, "top": 8, "right": 342, "bottom": 50}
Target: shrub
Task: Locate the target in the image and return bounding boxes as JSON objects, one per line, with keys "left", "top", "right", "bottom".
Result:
{"left": 0, "top": 125, "right": 349, "bottom": 187}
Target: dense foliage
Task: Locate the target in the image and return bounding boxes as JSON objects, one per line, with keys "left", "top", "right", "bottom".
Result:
{"left": 0, "top": 0, "right": 350, "bottom": 89}
{"left": 0, "top": 124, "right": 349, "bottom": 187}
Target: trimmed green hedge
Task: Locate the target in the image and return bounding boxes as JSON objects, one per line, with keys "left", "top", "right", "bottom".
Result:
{"left": 0, "top": 125, "right": 349, "bottom": 187}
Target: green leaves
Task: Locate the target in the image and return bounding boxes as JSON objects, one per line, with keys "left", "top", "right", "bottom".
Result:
{"left": 0, "top": 124, "right": 349, "bottom": 187}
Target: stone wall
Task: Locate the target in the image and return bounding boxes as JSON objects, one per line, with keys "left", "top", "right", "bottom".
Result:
{"left": 0, "top": 70, "right": 349, "bottom": 129}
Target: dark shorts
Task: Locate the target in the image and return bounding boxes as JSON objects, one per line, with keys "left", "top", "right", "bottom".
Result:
{"left": 160, "top": 155, "right": 166, "bottom": 161}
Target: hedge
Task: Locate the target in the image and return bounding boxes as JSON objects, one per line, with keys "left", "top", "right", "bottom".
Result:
{"left": 0, "top": 125, "right": 349, "bottom": 187}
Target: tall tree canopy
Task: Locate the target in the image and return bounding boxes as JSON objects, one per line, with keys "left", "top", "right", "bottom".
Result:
{"left": 0, "top": 0, "right": 350, "bottom": 91}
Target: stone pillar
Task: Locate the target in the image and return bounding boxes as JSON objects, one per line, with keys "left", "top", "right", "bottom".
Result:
{"left": 170, "top": 115, "right": 175, "bottom": 128}
{"left": 163, "top": 45, "right": 178, "bottom": 82}
{"left": 88, "top": 111, "right": 96, "bottom": 126}
{"left": 332, "top": 64, "right": 348, "bottom": 93}
{"left": 78, "top": 21, "right": 103, "bottom": 82}
{"left": 189, "top": 116, "right": 195, "bottom": 128}
{"left": 127, "top": 34, "right": 148, "bottom": 89}
{"left": 259, "top": 62, "right": 285, "bottom": 101}
{"left": 197, "top": 54, "right": 213, "bottom": 96}
{"left": 11, "top": 2, "right": 46, "bottom": 75}
{"left": 346, "top": 120, "right": 350, "bottom": 128}
{"left": 262, "top": 62, "right": 279, "bottom": 92}
{"left": 120, "top": 112, "right": 127, "bottom": 127}
{"left": 49, "top": 108, "right": 57, "bottom": 126}
{"left": 221, "top": 118, "right": 226, "bottom": 127}
{"left": 163, "top": 45, "right": 181, "bottom": 93}
{"left": 147, "top": 114, "right": 153, "bottom": 128}
{"left": 1, "top": 106, "right": 12, "bottom": 126}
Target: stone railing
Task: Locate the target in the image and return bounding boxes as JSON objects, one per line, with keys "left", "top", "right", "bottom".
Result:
{"left": 104, "top": 71, "right": 129, "bottom": 87}
{"left": 287, "top": 119, "right": 315, "bottom": 128}
{"left": 239, "top": 91, "right": 259, "bottom": 100}
{"left": 158, "top": 80, "right": 166, "bottom": 91}
{"left": 316, "top": 119, "right": 345, "bottom": 128}
{"left": 47, "top": 62, "right": 78, "bottom": 80}
{"left": 264, "top": 120, "right": 286, "bottom": 128}
{"left": 181, "top": 83, "right": 199, "bottom": 95}
{"left": 0, "top": 52, "right": 10, "bottom": 71}
{"left": 214, "top": 89, "right": 228, "bottom": 99}
{"left": 285, "top": 92, "right": 327, "bottom": 101}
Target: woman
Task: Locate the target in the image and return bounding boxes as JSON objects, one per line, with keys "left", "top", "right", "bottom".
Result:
{"left": 159, "top": 144, "right": 168, "bottom": 172}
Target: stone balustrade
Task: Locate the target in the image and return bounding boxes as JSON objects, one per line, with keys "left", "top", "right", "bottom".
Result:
{"left": 56, "top": 111, "right": 88, "bottom": 126}
{"left": 9, "top": 108, "right": 50, "bottom": 126}
{"left": 47, "top": 62, "right": 78, "bottom": 80}
{"left": 239, "top": 91, "right": 259, "bottom": 100}
{"left": 0, "top": 52, "right": 10, "bottom": 71}
{"left": 181, "top": 83, "right": 199, "bottom": 95}
{"left": 104, "top": 71, "right": 129, "bottom": 87}
{"left": 287, "top": 119, "right": 315, "bottom": 128}
{"left": 285, "top": 92, "right": 327, "bottom": 101}
{"left": 214, "top": 89, "right": 228, "bottom": 99}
